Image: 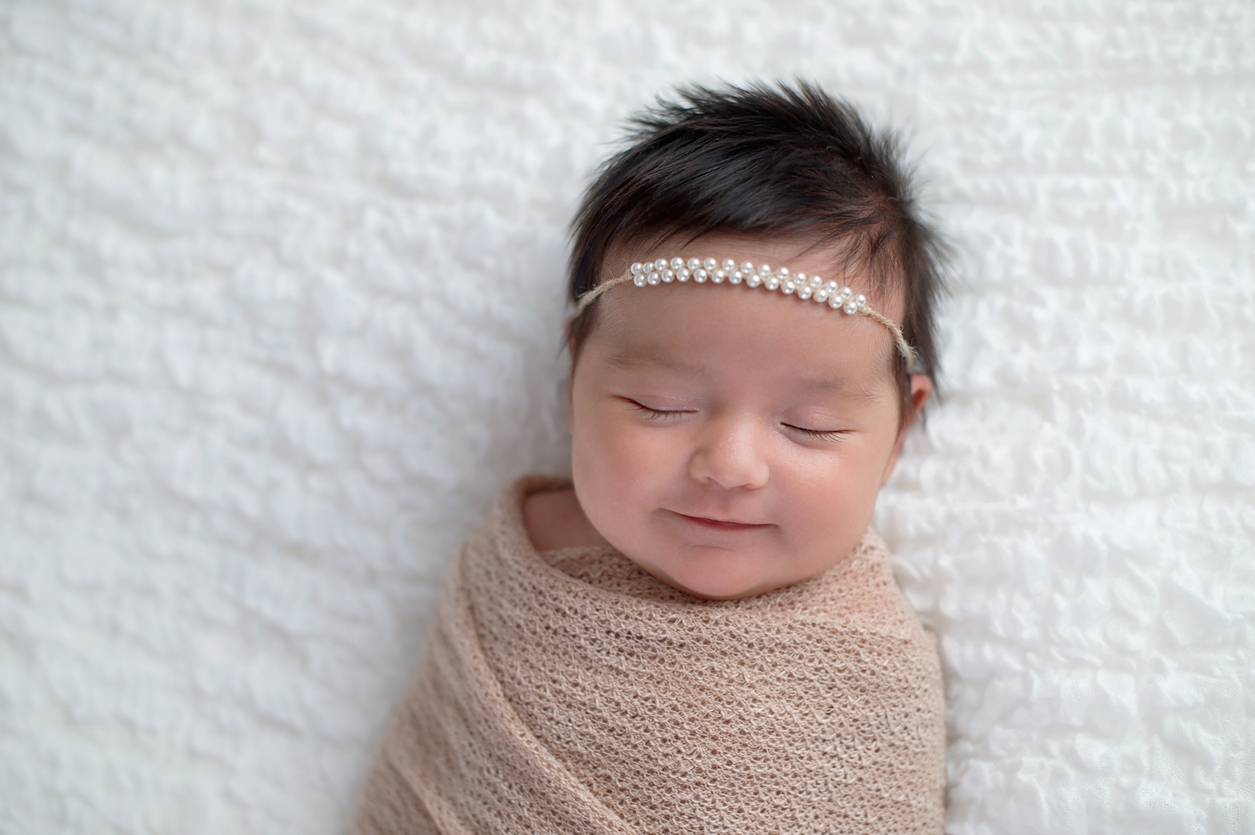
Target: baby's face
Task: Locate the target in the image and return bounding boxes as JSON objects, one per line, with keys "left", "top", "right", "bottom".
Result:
{"left": 569, "top": 234, "right": 929, "bottom": 600}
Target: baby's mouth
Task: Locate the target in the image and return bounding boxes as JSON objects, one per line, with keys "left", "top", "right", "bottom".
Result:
{"left": 672, "top": 512, "right": 770, "bottom": 531}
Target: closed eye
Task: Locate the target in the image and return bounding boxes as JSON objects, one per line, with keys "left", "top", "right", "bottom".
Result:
{"left": 624, "top": 399, "right": 695, "bottom": 421}
{"left": 784, "top": 424, "right": 848, "bottom": 442}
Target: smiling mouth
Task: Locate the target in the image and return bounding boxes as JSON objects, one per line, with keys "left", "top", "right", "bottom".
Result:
{"left": 673, "top": 512, "right": 770, "bottom": 531}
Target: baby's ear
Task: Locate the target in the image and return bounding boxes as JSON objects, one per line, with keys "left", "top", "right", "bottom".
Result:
{"left": 881, "top": 374, "right": 932, "bottom": 485}
{"left": 563, "top": 316, "right": 578, "bottom": 426}
{"left": 903, "top": 374, "right": 932, "bottom": 431}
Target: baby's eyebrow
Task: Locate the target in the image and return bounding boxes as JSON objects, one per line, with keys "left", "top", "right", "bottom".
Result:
{"left": 602, "top": 348, "right": 708, "bottom": 376}
{"left": 791, "top": 375, "right": 887, "bottom": 404}
{"left": 602, "top": 348, "right": 888, "bottom": 403}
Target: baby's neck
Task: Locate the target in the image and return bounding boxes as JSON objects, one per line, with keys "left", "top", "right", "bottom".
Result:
{"left": 523, "top": 487, "right": 609, "bottom": 552}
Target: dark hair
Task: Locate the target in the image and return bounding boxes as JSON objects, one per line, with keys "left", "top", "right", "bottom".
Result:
{"left": 567, "top": 80, "right": 949, "bottom": 418}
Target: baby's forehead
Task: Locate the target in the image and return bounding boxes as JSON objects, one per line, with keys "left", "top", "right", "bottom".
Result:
{"left": 588, "top": 277, "right": 902, "bottom": 388}
{"left": 586, "top": 235, "right": 909, "bottom": 367}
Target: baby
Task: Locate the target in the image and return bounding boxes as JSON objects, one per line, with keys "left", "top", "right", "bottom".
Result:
{"left": 355, "top": 82, "right": 948, "bottom": 834}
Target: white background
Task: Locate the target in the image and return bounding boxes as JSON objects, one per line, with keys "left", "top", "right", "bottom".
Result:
{"left": 1, "top": 1, "right": 1252, "bottom": 832}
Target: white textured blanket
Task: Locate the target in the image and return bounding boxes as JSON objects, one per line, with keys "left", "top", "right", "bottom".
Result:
{"left": 0, "top": 1, "right": 1251, "bottom": 834}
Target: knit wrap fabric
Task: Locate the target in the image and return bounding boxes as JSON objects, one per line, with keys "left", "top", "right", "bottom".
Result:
{"left": 353, "top": 477, "right": 946, "bottom": 834}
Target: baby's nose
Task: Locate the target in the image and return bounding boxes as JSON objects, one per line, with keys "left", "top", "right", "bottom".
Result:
{"left": 687, "top": 418, "right": 769, "bottom": 490}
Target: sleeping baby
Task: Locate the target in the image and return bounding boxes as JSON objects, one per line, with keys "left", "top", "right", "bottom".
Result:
{"left": 353, "top": 80, "right": 949, "bottom": 834}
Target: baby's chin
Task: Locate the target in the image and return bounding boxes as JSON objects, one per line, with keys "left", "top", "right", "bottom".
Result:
{"left": 624, "top": 549, "right": 793, "bottom": 601}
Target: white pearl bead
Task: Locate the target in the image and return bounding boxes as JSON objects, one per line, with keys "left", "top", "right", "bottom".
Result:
{"left": 592, "top": 257, "right": 898, "bottom": 328}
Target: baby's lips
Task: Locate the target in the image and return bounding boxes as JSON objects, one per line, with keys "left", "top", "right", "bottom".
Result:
{"left": 671, "top": 511, "right": 771, "bottom": 529}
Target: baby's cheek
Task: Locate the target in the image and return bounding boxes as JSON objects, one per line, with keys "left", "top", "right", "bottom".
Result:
{"left": 572, "top": 421, "right": 642, "bottom": 508}
{"left": 624, "top": 425, "right": 693, "bottom": 487}
{"left": 786, "top": 457, "right": 877, "bottom": 539}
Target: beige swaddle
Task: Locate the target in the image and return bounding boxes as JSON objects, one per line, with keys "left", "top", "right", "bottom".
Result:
{"left": 354, "top": 477, "right": 945, "bottom": 834}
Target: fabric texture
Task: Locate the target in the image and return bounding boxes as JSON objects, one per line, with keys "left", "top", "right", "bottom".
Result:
{"left": 353, "top": 477, "right": 945, "bottom": 835}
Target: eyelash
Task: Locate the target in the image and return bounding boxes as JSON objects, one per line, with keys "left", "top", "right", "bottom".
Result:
{"left": 629, "top": 401, "right": 846, "bottom": 441}
{"left": 629, "top": 401, "right": 691, "bottom": 421}
{"left": 785, "top": 425, "right": 847, "bottom": 443}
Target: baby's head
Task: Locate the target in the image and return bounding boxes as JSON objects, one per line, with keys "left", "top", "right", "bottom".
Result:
{"left": 562, "top": 81, "right": 948, "bottom": 600}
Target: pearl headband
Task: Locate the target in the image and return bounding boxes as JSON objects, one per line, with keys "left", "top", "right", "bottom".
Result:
{"left": 575, "top": 256, "right": 916, "bottom": 366}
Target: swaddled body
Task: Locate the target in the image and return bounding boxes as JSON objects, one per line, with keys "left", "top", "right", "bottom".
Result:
{"left": 354, "top": 479, "right": 945, "bottom": 835}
